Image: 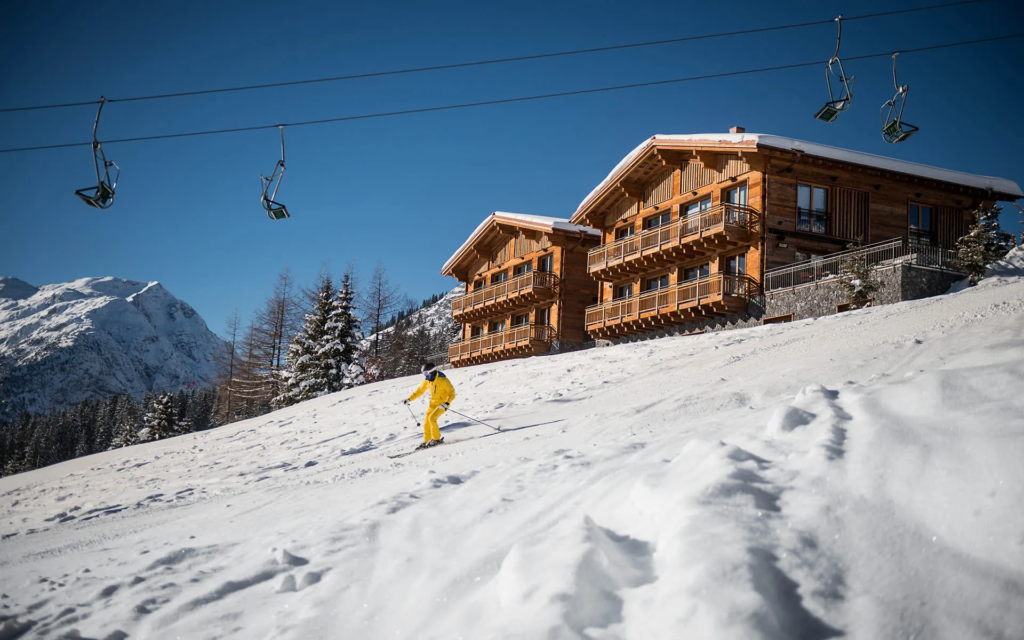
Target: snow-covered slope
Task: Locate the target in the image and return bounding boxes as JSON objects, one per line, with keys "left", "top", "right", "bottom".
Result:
{"left": 0, "top": 276, "right": 226, "bottom": 416}
{"left": 1, "top": 253, "right": 1023, "bottom": 639}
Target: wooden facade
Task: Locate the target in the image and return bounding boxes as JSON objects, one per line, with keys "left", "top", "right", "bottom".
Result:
{"left": 571, "top": 132, "right": 1021, "bottom": 340}
{"left": 442, "top": 213, "right": 600, "bottom": 367}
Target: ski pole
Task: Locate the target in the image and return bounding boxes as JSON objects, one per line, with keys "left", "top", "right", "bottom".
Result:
{"left": 446, "top": 408, "right": 501, "bottom": 432}
{"left": 405, "top": 404, "right": 420, "bottom": 429}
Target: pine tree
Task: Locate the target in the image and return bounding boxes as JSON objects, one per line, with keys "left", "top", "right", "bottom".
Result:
{"left": 333, "top": 275, "right": 365, "bottom": 389}
{"left": 840, "top": 239, "right": 880, "bottom": 310}
{"left": 110, "top": 396, "right": 142, "bottom": 449}
{"left": 276, "top": 274, "right": 336, "bottom": 407}
{"left": 954, "top": 205, "right": 1016, "bottom": 285}
{"left": 138, "top": 393, "right": 179, "bottom": 442}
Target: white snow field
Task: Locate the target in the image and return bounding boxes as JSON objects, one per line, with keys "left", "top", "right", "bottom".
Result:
{"left": 3, "top": 252, "right": 1024, "bottom": 640}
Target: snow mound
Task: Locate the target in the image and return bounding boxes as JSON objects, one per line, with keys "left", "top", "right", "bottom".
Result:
{"left": 0, "top": 263, "right": 1022, "bottom": 638}
{"left": 0, "top": 276, "right": 226, "bottom": 416}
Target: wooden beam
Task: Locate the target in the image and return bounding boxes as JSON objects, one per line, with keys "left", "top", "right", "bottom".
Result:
{"left": 616, "top": 180, "right": 644, "bottom": 200}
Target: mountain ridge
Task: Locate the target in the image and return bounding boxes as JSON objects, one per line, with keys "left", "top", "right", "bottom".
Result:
{"left": 0, "top": 276, "right": 226, "bottom": 418}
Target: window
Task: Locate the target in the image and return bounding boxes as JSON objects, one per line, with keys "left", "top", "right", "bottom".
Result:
{"left": 470, "top": 325, "right": 483, "bottom": 338}
{"left": 615, "top": 225, "right": 636, "bottom": 240}
{"left": 537, "top": 254, "right": 554, "bottom": 273}
{"left": 726, "top": 254, "right": 746, "bottom": 275}
{"left": 490, "top": 270, "right": 508, "bottom": 285}
{"left": 682, "top": 263, "right": 711, "bottom": 282}
{"left": 535, "top": 307, "right": 550, "bottom": 326}
{"left": 725, "top": 184, "right": 748, "bottom": 206}
{"left": 684, "top": 197, "right": 712, "bottom": 217}
{"left": 489, "top": 320, "right": 506, "bottom": 333}
{"left": 794, "top": 250, "right": 819, "bottom": 263}
{"left": 644, "top": 274, "right": 670, "bottom": 291}
{"left": 473, "top": 279, "right": 485, "bottom": 291}
{"left": 908, "top": 203, "right": 934, "bottom": 245}
{"left": 643, "top": 212, "right": 671, "bottom": 231}
{"left": 797, "top": 184, "right": 829, "bottom": 234}
{"left": 512, "top": 313, "right": 529, "bottom": 327}
{"left": 513, "top": 262, "right": 533, "bottom": 277}
{"left": 614, "top": 283, "right": 634, "bottom": 300}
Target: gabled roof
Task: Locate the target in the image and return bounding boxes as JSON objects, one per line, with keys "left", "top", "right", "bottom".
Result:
{"left": 442, "top": 212, "right": 599, "bottom": 276}
{"left": 572, "top": 133, "right": 1024, "bottom": 223}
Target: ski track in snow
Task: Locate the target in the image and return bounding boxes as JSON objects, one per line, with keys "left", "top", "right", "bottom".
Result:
{"left": 2, "top": 253, "right": 1024, "bottom": 639}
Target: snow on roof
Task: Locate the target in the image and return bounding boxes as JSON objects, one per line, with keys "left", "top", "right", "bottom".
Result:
{"left": 442, "top": 212, "right": 599, "bottom": 275}
{"left": 574, "top": 133, "right": 1024, "bottom": 219}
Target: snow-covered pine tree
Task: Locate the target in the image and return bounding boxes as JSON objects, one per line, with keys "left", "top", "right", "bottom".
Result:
{"left": 332, "top": 274, "right": 365, "bottom": 389}
{"left": 138, "top": 393, "right": 179, "bottom": 442}
{"left": 275, "top": 273, "right": 336, "bottom": 407}
{"left": 839, "top": 239, "right": 880, "bottom": 310}
{"left": 109, "top": 396, "right": 142, "bottom": 449}
{"left": 954, "top": 205, "right": 1016, "bottom": 285}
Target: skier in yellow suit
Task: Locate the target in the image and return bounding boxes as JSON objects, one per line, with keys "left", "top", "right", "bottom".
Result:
{"left": 404, "top": 363, "right": 456, "bottom": 448}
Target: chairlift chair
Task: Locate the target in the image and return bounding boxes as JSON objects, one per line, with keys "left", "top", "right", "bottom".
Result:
{"left": 880, "top": 53, "right": 918, "bottom": 143}
{"left": 814, "top": 16, "right": 854, "bottom": 123}
{"left": 74, "top": 97, "right": 120, "bottom": 209}
{"left": 260, "top": 126, "right": 290, "bottom": 220}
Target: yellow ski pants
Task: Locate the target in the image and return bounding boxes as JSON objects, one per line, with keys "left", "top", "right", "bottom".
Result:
{"left": 424, "top": 405, "right": 446, "bottom": 442}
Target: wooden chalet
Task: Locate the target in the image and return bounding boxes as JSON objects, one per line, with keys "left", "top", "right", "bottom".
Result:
{"left": 571, "top": 128, "right": 1023, "bottom": 339}
{"left": 442, "top": 212, "right": 600, "bottom": 367}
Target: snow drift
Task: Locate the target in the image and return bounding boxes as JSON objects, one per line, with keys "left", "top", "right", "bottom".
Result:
{"left": 0, "top": 276, "right": 225, "bottom": 417}
{"left": 1, "top": 252, "right": 1022, "bottom": 639}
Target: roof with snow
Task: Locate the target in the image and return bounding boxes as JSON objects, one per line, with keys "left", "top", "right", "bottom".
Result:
{"left": 442, "top": 212, "right": 600, "bottom": 277}
{"left": 572, "top": 133, "right": 1024, "bottom": 222}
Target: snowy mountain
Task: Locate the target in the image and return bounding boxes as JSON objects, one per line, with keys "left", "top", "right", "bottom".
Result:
{"left": 2, "top": 253, "right": 1023, "bottom": 639}
{"left": 362, "top": 284, "right": 463, "bottom": 352}
{"left": 0, "top": 276, "right": 226, "bottom": 417}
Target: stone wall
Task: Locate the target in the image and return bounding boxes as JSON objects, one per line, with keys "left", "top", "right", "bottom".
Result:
{"left": 606, "top": 264, "right": 962, "bottom": 345}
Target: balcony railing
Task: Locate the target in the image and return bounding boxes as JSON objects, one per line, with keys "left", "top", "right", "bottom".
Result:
{"left": 585, "top": 274, "right": 753, "bottom": 327}
{"left": 588, "top": 203, "right": 759, "bottom": 272}
{"left": 449, "top": 324, "right": 554, "bottom": 361}
{"left": 451, "top": 271, "right": 559, "bottom": 317}
{"left": 763, "top": 237, "right": 959, "bottom": 292}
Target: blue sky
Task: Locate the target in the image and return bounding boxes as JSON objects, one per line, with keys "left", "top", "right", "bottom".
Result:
{"left": 1, "top": 0, "right": 1021, "bottom": 336}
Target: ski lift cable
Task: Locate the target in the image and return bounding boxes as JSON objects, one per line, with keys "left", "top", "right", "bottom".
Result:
{"left": 0, "top": 32, "right": 1020, "bottom": 156}
{"left": 0, "top": 0, "right": 1001, "bottom": 114}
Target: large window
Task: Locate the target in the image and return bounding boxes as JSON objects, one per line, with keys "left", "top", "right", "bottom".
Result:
{"left": 513, "top": 262, "right": 533, "bottom": 277}
{"left": 473, "top": 279, "right": 485, "bottom": 291}
{"left": 470, "top": 325, "right": 483, "bottom": 338}
{"left": 488, "top": 320, "right": 506, "bottom": 333}
{"left": 908, "top": 203, "right": 934, "bottom": 245}
{"left": 797, "top": 184, "right": 829, "bottom": 234}
{"left": 644, "top": 274, "right": 670, "bottom": 291}
{"left": 615, "top": 225, "right": 636, "bottom": 240}
{"left": 726, "top": 254, "right": 746, "bottom": 275}
{"left": 643, "top": 211, "right": 672, "bottom": 231}
{"left": 537, "top": 254, "right": 553, "bottom": 273}
{"left": 534, "top": 307, "right": 550, "bottom": 326}
{"left": 511, "top": 313, "right": 529, "bottom": 327}
{"left": 684, "top": 197, "right": 712, "bottom": 217}
{"left": 682, "top": 263, "right": 711, "bottom": 282}
{"left": 614, "top": 283, "right": 634, "bottom": 300}
{"left": 490, "top": 270, "right": 508, "bottom": 285}
{"left": 725, "top": 184, "right": 747, "bottom": 206}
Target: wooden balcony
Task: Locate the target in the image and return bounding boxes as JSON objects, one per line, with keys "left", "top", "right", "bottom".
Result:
{"left": 588, "top": 204, "right": 759, "bottom": 279}
{"left": 448, "top": 324, "right": 554, "bottom": 367}
{"left": 585, "top": 274, "right": 755, "bottom": 338}
{"left": 451, "top": 271, "right": 558, "bottom": 323}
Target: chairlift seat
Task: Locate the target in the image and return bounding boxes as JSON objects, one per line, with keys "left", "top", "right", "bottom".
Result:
{"left": 75, "top": 183, "right": 115, "bottom": 209}
{"left": 814, "top": 102, "right": 843, "bottom": 123}
{"left": 882, "top": 120, "right": 918, "bottom": 144}
{"left": 264, "top": 199, "right": 290, "bottom": 220}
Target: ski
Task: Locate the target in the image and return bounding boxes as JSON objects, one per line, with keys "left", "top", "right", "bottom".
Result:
{"left": 387, "top": 440, "right": 445, "bottom": 459}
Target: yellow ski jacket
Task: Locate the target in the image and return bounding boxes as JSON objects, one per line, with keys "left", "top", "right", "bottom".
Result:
{"left": 408, "top": 372, "right": 456, "bottom": 407}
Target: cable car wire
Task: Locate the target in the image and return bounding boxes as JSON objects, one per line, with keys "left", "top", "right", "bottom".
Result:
{"left": 0, "top": 32, "right": 1019, "bottom": 155}
{"left": 0, "top": 0, "right": 1000, "bottom": 114}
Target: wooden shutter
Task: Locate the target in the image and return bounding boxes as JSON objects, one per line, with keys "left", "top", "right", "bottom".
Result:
{"left": 935, "top": 206, "right": 967, "bottom": 249}
{"left": 829, "top": 187, "right": 870, "bottom": 241}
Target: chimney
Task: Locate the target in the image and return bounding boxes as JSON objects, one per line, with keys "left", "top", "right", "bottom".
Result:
{"left": 729, "top": 126, "right": 745, "bottom": 134}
